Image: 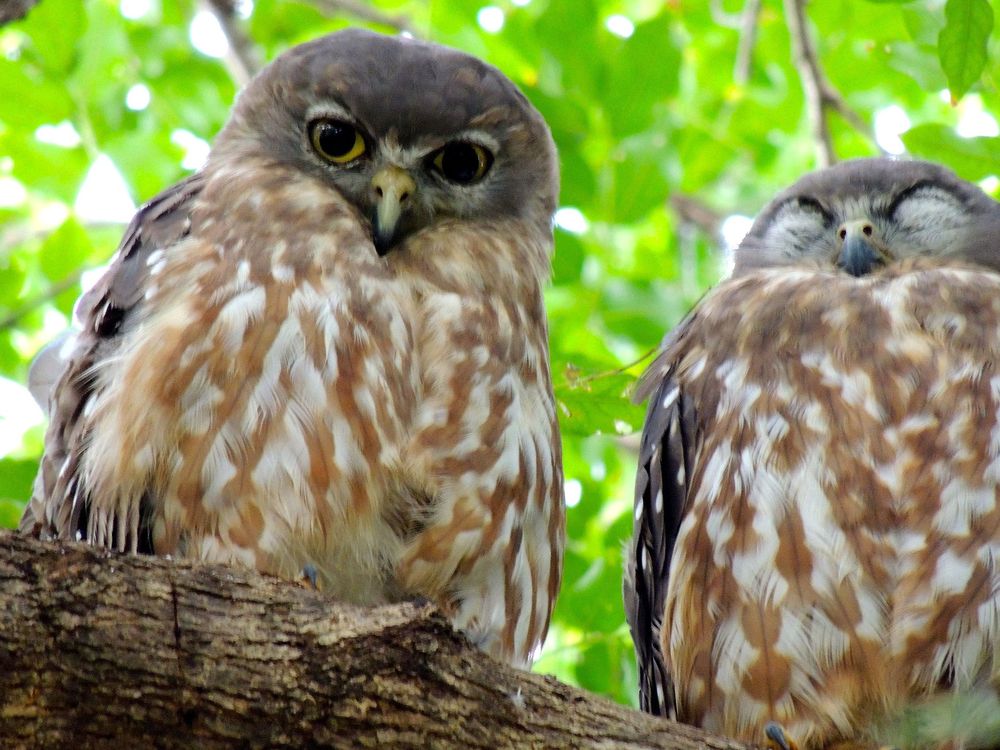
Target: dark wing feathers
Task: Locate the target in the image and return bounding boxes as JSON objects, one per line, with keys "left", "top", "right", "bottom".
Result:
{"left": 625, "top": 320, "right": 698, "bottom": 717}
{"left": 19, "top": 173, "right": 205, "bottom": 547}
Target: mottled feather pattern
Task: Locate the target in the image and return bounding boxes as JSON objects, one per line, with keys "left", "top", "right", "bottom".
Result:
{"left": 21, "top": 174, "right": 206, "bottom": 550}
{"left": 23, "top": 30, "right": 564, "bottom": 669}
{"left": 632, "top": 257, "right": 1000, "bottom": 745}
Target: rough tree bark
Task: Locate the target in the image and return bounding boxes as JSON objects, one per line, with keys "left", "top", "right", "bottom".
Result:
{"left": 0, "top": 532, "right": 749, "bottom": 749}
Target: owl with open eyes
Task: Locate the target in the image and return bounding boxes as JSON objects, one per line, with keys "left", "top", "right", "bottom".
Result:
{"left": 21, "top": 29, "right": 564, "bottom": 669}
{"left": 626, "top": 158, "right": 1000, "bottom": 747}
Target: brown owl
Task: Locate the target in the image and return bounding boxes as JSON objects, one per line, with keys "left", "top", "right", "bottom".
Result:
{"left": 22, "top": 29, "right": 564, "bottom": 669}
{"left": 626, "top": 158, "right": 1000, "bottom": 746}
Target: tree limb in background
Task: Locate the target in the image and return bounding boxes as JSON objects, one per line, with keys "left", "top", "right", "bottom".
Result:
{"left": 0, "top": 272, "right": 81, "bottom": 332}
{"left": 783, "top": 0, "right": 882, "bottom": 167}
{"left": 306, "top": 0, "right": 417, "bottom": 36}
{"left": 0, "top": 0, "right": 40, "bottom": 25}
{"left": 0, "top": 532, "right": 750, "bottom": 750}
{"left": 670, "top": 193, "right": 724, "bottom": 241}
{"left": 202, "top": 0, "right": 263, "bottom": 85}
{"left": 709, "top": 0, "right": 741, "bottom": 29}
{"left": 734, "top": 0, "right": 762, "bottom": 85}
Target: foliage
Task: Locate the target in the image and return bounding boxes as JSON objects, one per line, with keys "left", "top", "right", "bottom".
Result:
{"left": 0, "top": 0, "right": 997, "bottom": 707}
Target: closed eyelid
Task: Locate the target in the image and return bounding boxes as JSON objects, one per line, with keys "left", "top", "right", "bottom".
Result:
{"left": 886, "top": 180, "right": 961, "bottom": 217}
{"left": 771, "top": 195, "right": 835, "bottom": 226}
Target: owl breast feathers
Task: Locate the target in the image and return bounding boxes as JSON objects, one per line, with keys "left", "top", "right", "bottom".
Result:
{"left": 22, "top": 29, "right": 564, "bottom": 670}
{"left": 626, "top": 158, "right": 1000, "bottom": 747}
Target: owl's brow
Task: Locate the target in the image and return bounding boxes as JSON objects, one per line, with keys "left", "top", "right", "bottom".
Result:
{"left": 885, "top": 179, "right": 962, "bottom": 218}
{"left": 771, "top": 195, "right": 835, "bottom": 226}
{"left": 444, "top": 129, "right": 500, "bottom": 153}
{"left": 305, "top": 101, "right": 356, "bottom": 126}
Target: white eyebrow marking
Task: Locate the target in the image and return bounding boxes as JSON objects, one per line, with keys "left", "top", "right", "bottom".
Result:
{"left": 304, "top": 102, "right": 356, "bottom": 125}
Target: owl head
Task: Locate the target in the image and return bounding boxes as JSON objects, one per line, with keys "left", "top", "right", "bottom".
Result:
{"left": 734, "top": 158, "right": 1000, "bottom": 277}
{"left": 211, "top": 29, "right": 559, "bottom": 256}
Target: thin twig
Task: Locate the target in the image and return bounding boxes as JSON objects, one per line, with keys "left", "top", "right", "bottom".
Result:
{"left": 733, "top": 0, "right": 762, "bottom": 85}
{"left": 0, "top": 219, "right": 124, "bottom": 332}
{"left": 0, "top": 219, "right": 123, "bottom": 255}
{"left": 565, "top": 345, "right": 660, "bottom": 388}
{"left": 202, "top": 0, "right": 263, "bottom": 86}
{"left": 783, "top": 0, "right": 884, "bottom": 166}
{"left": 783, "top": 0, "right": 835, "bottom": 166}
{"left": 0, "top": 271, "right": 83, "bottom": 332}
{"left": 305, "top": 0, "right": 417, "bottom": 35}
{"left": 669, "top": 194, "right": 724, "bottom": 241}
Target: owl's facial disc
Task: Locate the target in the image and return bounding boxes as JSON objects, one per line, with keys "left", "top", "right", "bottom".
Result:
{"left": 370, "top": 166, "right": 415, "bottom": 256}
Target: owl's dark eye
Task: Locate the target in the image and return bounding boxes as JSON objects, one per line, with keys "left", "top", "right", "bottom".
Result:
{"left": 431, "top": 142, "right": 493, "bottom": 184}
{"left": 309, "top": 118, "right": 367, "bottom": 163}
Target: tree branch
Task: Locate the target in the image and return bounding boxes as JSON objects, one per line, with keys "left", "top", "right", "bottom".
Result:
{"left": 783, "top": 0, "right": 835, "bottom": 166}
{"left": 0, "top": 271, "right": 81, "bottom": 332}
{"left": 302, "top": 0, "right": 417, "bottom": 35}
{"left": 782, "top": 0, "right": 882, "bottom": 166}
{"left": 0, "top": 0, "right": 40, "bottom": 25}
{"left": 670, "top": 193, "right": 725, "bottom": 241}
{"left": 734, "top": 0, "right": 763, "bottom": 85}
{"left": 202, "top": 0, "right": 264, "bottom": 85}
{"left": 0, "top": 532, "right": 750, "bottom": 749}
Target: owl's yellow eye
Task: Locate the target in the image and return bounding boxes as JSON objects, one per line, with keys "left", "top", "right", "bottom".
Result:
{"left": 309, "top": 119, "right": 367, "bottom": 163}
{"left": 431, "top": 142, "right": 492, "bottom": 184}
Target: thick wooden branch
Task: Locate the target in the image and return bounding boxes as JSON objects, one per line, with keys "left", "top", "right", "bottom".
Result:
{"left": 0, "top": 532, "right": 748, "bottom": 749}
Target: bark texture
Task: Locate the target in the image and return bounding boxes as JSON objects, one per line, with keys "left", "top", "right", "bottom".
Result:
{"left": 0, "top": 532, "right": 747, "bottom": 749}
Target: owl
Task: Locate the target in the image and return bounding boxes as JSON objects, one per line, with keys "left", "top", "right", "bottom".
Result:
{"left": 626, "top": 158, "right": 1000, "bottom": 747}
{"left": 21, "top": 29, "right": 564, "bottom": 669}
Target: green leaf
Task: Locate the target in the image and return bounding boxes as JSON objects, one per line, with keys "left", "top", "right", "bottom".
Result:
{"left": 0, "top": 457, "right": 36, "bottom": 511}
{"left": 556, "top": 370, "right": 643, "bottom": 437}
{"left": 938, "top": 0, "right": 993, "bottom": 99}
{"left": 39, "top": 217, "right": 93, "bottom": 282}
{"left": 603, "top": 13, "right": 680, "bottom": 136}
{"left": 0, "top": 499, "right": 25, "bottom": 529}
{"left": 552, "top": 232, "right": 585, "bottom": 285}
{"left": 902, "top": 124, "right": 1000, "bottom": 180}
{"left": 0, "top": 257, "right": 27, "bottom": 308}
{"left": 609, "top": 148, "right": 670, "bottom": 223}
{"left": 20, "top": 0, "right": 84, "bottom": 74}
{"left": 0, "top": 59, "right": 74, "bottom": 129}
{"left": 2, "top": 131, "right": 90, "bottom": 203}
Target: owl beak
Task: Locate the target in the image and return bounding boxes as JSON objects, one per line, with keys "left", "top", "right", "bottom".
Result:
{"left": 837, "top": 219, "right": 885, "bottom": 277}
{"left": 370, "top": 166, "right": 416, "bottom": 256}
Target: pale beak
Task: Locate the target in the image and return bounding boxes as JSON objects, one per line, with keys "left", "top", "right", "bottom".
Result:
{"left": 370, "top": 166, "right": 416, "bottom": 256}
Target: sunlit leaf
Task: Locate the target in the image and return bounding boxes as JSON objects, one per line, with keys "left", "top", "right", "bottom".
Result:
{"left": 938, "top": 0, "right": 993, "bottom": 99}
{"left": 39, "top": 217, "right": 93, "bottom": 282}
{"left": 903, "top": 124, "right": 1000, "bottom": 179}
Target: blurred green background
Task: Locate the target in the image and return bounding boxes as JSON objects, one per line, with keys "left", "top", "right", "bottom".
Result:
{"left": 0, "top": 0, "right": 996, "bottom": 707}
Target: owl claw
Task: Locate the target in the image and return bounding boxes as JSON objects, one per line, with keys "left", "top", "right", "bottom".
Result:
{"left": 765, "top": 722, "right": 799, "bottom": 750}
{"left": 300, "top": 563, "right": 320, "bottom": 591}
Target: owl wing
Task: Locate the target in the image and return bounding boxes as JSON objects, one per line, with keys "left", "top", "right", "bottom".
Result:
{"left": 20, "top": 173, "right": 205, "bottom": 549}
{"left": 624, "top": 316, "right": 698, "bottom": 717}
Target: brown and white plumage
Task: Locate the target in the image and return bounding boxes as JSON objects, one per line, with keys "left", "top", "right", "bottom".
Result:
{"left": 22, "top": 29, "right": 564, "bottom": 669}
{"left": 625, "top": 158, "right": 1000, "bottom": 745}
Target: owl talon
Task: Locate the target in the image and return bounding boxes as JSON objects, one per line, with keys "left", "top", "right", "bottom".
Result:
{"left": 765, "top": 722, "right": 799, "bottom": 750}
